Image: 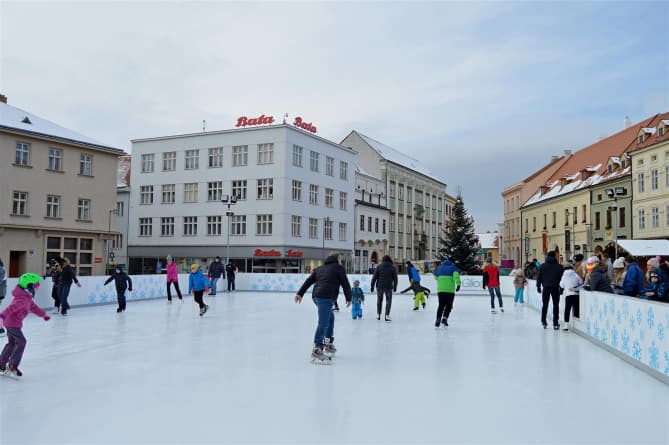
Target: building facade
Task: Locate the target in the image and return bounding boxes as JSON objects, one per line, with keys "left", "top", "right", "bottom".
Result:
{"left": 0, "top": 96, "right": 124, "bottom": 277}
{"left": 589, "top": 176, "right": 632, "bottom": 258}
{"left": 128, "top": 124, "right": 356, "bottom": 274}
{"left": 354, "top": 166, "right": 389, "bottom": 273}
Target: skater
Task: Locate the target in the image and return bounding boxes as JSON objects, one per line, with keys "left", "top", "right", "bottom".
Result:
{"left": 104, "top": 265, "right": 133, "bottom": 313}
{"left": 483, "top": 259, "right": 504, "bottom": 313}
{"left": 0, "top": 273, "right": 50, "bottom": 379}
{"left": 351, "top": 280, "right": 364, "bottom": 319}
{"left": 559, "top": 262, "right": 583, "bottom": 331}
{"left": 434, "top": 258, "right": 461, "bottom": 327}
{"left": 294, "top": 253, "right": 352, "bottom": 364}
{"left": 188, "top": 263, "right": 210, "bottom": 316}
{"left": 208, "top": 256, "right": 225, "bottom": 296}
{"left": 58, "top": 258, "right": 81, "bottom": 316}
{"left": 45, "top": 258, "right": 62, "bottom": 313}
{"left": 512, "top": 268, "right": 527, "bottom": 304}
{"left": 166, "top": 256, "right": 183, "bottom": 303}
{"left": 0, "top": 258, "right": 6, "bottom": 337}
{"left": 225, "top": 261, "right": 237, "bottom": 292}
{"left": 400, "top": 280, "right": 431, "bottom": 310}
{"left": 536, "top": 251, "right": 564, "bottom": 329}
{"left": 370, "top": 255, "right": 398, "bottom": 321}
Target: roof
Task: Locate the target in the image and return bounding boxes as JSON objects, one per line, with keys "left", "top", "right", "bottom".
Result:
{"left": 477, "top": 233, "right": 499, "bottom": 249}
{"left": 352, "top": 131, "right": 446, "bottom": 185}
{"left": 617, "top": 239, "right": 669, "bottom": 256}
{"left": 0, "top": 101, "right": 123, "bottom": 153}
{"left": 631, "top": 112, "right": 669, "bottom": 152}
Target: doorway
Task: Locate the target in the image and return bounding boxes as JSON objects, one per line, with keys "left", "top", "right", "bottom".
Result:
{"left": 9, "top": 250, "right": 25, "bottom": 278}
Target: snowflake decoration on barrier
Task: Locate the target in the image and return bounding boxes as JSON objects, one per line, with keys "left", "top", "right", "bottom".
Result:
{"left": 611, "top": 326, "right": 619, "bottom": 349}
{"left": 586, "top": 320, "right": 592, "bottom": 335}
{"left": 664, "top": 352, "right": 669, "bottom": 376}
{"left": 621, "top": 330, "right": 630, "bottom": 354}
{"left": 622, "top": 300, "right": 629, "bottom": 318}
{"left": 593, "top": 322, "right": 600, "bottom": 341}
{"left": 600, "top": 329, "right": 608, "bottom": 345}
{"left": 632, "top": 340, "right": 642, "bottom": 361}
{"left": 647, "top": 307, "right": 655, "bottom": 330}
{"left": 658, "top": 323, "right": 665, "bottom": 341}
{"left": 639, "top": 329, "right": 645, "bottom": 342}
{"left": 630, "top": 316, "right": 636, "bottom": 331}
{"left": 616, "top": 310, "right": 622, "bottom": 324}
{"left": 636, "top": 308, "right": 643, "bottom": 326}
{"left": 609, "top": 300, "right": 615, "bottom": 317}
{"left": 648, "top": 341, "right": 660, "bottom": 370}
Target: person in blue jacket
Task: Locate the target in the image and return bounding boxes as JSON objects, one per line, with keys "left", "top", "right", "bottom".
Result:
{"left": 188, "top": 263, "right": 211, "bottom": 316}
{"left": 622, "top": 255, "right": 644, "bottom": 297}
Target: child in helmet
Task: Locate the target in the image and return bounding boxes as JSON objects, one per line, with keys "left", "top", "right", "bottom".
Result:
{"left": 351, "top": 280, "right": 364, "bottom": 319}
{"left": 0, "top": 273, "right": 50, "bottom": 379}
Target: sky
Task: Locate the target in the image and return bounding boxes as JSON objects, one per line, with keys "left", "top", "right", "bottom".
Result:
{"left": 1, "top": 1, "right": 667, "bottom": 232}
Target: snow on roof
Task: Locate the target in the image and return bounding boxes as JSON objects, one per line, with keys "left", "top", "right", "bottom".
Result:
{"left": 641, "top": 127, "right": 656, "bottom": 134}
{"left": 662, "top": 120, "right": 669, "bottom": 126}
{"left": 0, "top": 101, "right": 122, "bottom": 153}
{"left": 611, "top": 156, "right": 621, "bottom": 165}
{"left": 477, "top": 233, "right": 498, "bottom": 249}
{"left": 565, "top": 172, "right": 580, "bottom": 181}
{"left": 586, "top": 164, "right": 601, "bottom": 172}
{"left": 356, "top": 132, "right": 445, "bottom": 185}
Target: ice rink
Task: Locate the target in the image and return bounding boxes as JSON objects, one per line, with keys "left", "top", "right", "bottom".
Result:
{"left": 1, "top": 290, "right": 668, "bottom": 444}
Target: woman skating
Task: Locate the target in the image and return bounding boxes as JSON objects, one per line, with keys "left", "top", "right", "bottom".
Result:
{"left": 166, "top": 256, "right": 183, "bottom": 303}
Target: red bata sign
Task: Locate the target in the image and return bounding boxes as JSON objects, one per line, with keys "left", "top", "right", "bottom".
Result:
{"left": 293, "top": 117, "right": 317, "bottom": 133}
{"left": 254, "top": 249, "right": 281, "bottom": 257}
{"left": 236, "top": 115, "right": 275, "bottom": 128}
{"left": 286, "top": 249, "right": 303, "bottom": 257}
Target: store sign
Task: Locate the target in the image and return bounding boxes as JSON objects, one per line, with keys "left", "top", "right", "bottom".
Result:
{"left": 293, "top": 116, "right": 317, "bottom": 133}
{"left": 254, "top": 249, "right": 281, "bottom": 257}
{"left": 286, "top": 249, "right": 303, "bottom": 257}
{"left": 95, "top": 258, "right": 103, "bottom": 263}
{"left": 236, "top": 114, "right": 275, "bottom": 128}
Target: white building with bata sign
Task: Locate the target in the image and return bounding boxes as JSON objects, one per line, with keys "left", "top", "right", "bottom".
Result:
{"left": 128, "top": 123, "right": 356, "bottom": 274}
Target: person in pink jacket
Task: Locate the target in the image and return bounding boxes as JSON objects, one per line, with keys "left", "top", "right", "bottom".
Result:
{"left": 0, "top": 273, "right": 50, "bottom": 379}
{"left": 166, "top": 256, "right": 183, "bottom": 303}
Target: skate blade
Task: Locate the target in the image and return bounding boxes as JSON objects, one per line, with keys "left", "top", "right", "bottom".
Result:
{"left": 310, "top": 357, "right": 332, "bottom": 365}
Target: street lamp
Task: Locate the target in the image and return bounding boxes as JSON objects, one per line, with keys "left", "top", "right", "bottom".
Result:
{"left": 221, "top": 194, "right": 238, "bottom": 263}
{"left": 322, "top": 217, "right": 332, "bottom": 262}
{"left": 107, "top": 208, "right": 118, "bottom": 271}
{"left": 605, "top": 187, "right": 627, "bottom": 260}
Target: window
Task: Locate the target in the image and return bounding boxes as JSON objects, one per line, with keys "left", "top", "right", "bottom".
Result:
{"left": 573, "top": 207, "right": 577, "bottom": 225}
{"left": 293, "top": 145, "right": 303, "bottom": 167}
{"left": 292, "top": 215, "right": 301, "bottom": 237}
{"left": 562, "top": 210, "right": 567, "bottom": 227}
{"left": 184, "top": 149, "right": 199, "bottom": 170}
{"left": 324, "top": 219, "right": 333, "bottom": 240}
{"left": 161, "top": 217, "right": 175, "bottom": 236}
{"left": 15, "top": 142, "right": 30, "bottom": 166}
{"left": 232, "top": 145, "right": 248, "bottom": 166}
{"left": 256, "top": 214, "right": 272, "bottom": 236}
{"left": 48, "top": 148, "right": 63, "bottom": 171}
{"left": 292, "top": 180, "right": 302, "bottom": 201}
{"left": 309, "top": 218, "right": 318, "bottom": 238}
{"left": 360, "top": 215, "right": 365, "bottom": 231}
{"left": 162, "top": 152, "right": 176, "bottom": 171}
{"left": 161, "top": 184, "right": 176, "bottom": 204}
{"left": 232, "top": 180, "right": 247, "bottom": 200}
{"left": 652, "top": 207, "right": 660, "bottom": 228}
{"left": 368, "top": 217, "right": 372, "bottom": 232}
{"left": 339, "top": 222, "right": 347, "bottom": 241}
{"left": 111, "top": 234, "right": 123, "bottom": 249}
{"left": 637, "top": 172, "right": 645, "bottom": 193}
{"left": 398, "top": 185, "right": 404, "bottom": 201}
{"left": 116, "top": 201, "right": 124, "bottom": 216}
{"left": 79, "top": 154, "right": 93, "bottom": 176}
{"left": 207, "top": 216, "right": 222, "bottom": 236}
{"left": 619, "top": 207, "right": 626, "bottom": 228}
{"left": 666, "top": 166, "right": 669, "bottom": 188}
{"left": 667, "top": 206, "right": 669, "bottom": 226}
{"left": 141, "top": 154, "right": 154, "bottom": 173}
{"left": 383, "top": 219, "right": 386, "bottom": 234}
{"left": 660, "top": 127, "right": 666, "bottom": 137}
{"left": 309, "top": 184, "right": 319, "bottom": 205}
{"left": 375, "top": 218, "right": 379, "bottom": 233}
{"left": 532, "top": 217, "right": 536, "bottom": 232}
{"left": 326, "top": 156, "right": 334, "bottom": 176}
{"left": 638, "top": 209, "right": 646, "bottom": 230}
{"left": 595, "top": 212, "right": 601, "bottom": 230}
{"left": 256, "top": 178, "right": 274, "bottom": 200}
{"left": 310, "top": 151, "right": 319, "bottom": 172}
{"left": 651, "top": 169, "right": 659, "bottom": 190}
{"left": 339, "top": 192, "right": 347, "bottom": 210}
{"left": 183, "top": 183, "right": 198, "bottom": 203}
{"left": 208, "top": 147, "right": 223, "bottom": 168}
{"left": 183, "top": 216, "right": 197, "bottom": 236}
{"left": 390, "top": 182, "right": 396, "bottom": 198}
{"left": 256, "top": 143, "right": 274, "bottom": 165}
{"left": 46, "top": 195, "right": 60, "bottom": 218}
{"left": 340, "top": 161, "right": 348, "bottom": 180}
{"left": 582, "top": 204, "right": 587, "bottom": 223}
{"left": 551, "top": 211, "right": 556, "bottom": 228}
{"left": 208, "top": 181, "right": 223, "bottom": 201}
{"left": 325, "top": 188, "right": 334, "bottom": 207}
{"left": 231, "top": 215, "right": 246, "bottom": 235}
{"left": 140, "top": 185, "right": 154, "bottom": 205}
{"left": 76, "top": 199, "right": 91, "bottom": 221}
{"left": 139, "top": 218, "right": 152, "bottom": 236}
{"left": 606, "top": 208, "right": 612, "bottom": 229}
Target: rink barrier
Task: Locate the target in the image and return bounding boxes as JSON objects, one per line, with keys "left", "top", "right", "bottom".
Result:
{"left": 510, "top": 278, "right": 669, "bottom": 384}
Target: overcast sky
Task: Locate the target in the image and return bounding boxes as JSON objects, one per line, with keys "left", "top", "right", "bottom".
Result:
{"left": 2, "top": 1, "right": 667, "bottom": 232}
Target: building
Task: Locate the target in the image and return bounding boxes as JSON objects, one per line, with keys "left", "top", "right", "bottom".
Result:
{"left": 111, "top": 155, "right": 131, "bottom": 273}
{"left": 128, "top": 121, "right": 356, "bottom": 274}
{"left": 354, "top": 164, "right": 389, "bottom": 273}
{"left": 341, "top": 131, "right": 447, "bottom": 270}
{"left": 476, "top": 232, "right": 500, "bottom": 265}
{"left": 0, "top": 95, "right": 124, "bottom": 277}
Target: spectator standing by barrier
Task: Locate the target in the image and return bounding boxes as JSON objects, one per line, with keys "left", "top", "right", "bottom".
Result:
{"left": 588, "top": 259, "right": 613, "bottom": 293}
{"left": 208, "top": 256, "right": 225, "bottom": 296}
{"left": 622, "top": 255, "right": 644, "bottom": 297}
{"left": 642, "top": 271, "right": 666, "bottom": 302}
{"left": 559, "top": 263, "right": 583, "bottom": 331}
{"left": 434, "top": 258, "right": 460, "bottom": 327}
{"left": 612, "top": 257, "right": 627, "bottom": 294}
{"left": 371, "top": 255, "right": 398, "bottom": 322}
{"left": 225, "top": 261, "right": 237, "bottom": 292}
{"left": 524, "top": 259, "right": 538, "bottom": 280}
{"left": 537, "top": 251, "right": 564, "bottom": 330}
{"left": 483, "top": 259, "right": 504, "bottom": 313}
{"left": 166, "top": 256, "right": 183, "bottom": 303}
{"left": 58, "top": 258, "right": 81, "bottom": 316}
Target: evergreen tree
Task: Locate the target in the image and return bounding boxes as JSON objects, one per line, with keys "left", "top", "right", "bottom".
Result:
{"left": 438, "top": 194, "right": 479, "bottom": 272}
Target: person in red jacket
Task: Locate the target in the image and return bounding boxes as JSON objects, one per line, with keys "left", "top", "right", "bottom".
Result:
{"left": 0, "top": 273, "right": 50, "bottom": 379}
{"left": 483, "top": 259, "right": 504, "bottom": 313}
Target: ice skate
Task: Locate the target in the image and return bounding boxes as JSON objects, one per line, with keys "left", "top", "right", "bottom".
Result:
{"left": 310, "top": 347, "right": 332, "bottom": 365}
{"left": 413, "top": 307, "right": 419, "bottom": 311}
{"left": 553, "top": 324, "right": 560, "bottom": 330}
{"left": 51, "top": 307, "right": 60, "bottom": 314}
{"left": 377, "top": 313, "right": 381, "bottom": 320}
{"left": 500, "top": 307, "right": 504, "bottom": 313}
{"left": 434, "top": 320, "right": 441, "bottom": 328}
{"left": 491, "top": 308, "right": 496, "bottom": 314}
{"left": 322, "top": 338, "right": 337, "bottom": 357}
{"left": 0, "top": 328, "right": 5, "bottom": 337}
{"left": 422, "top": 302, "right": 426, "bottom": 309}
{"left": 385, "top": 315, "right": 392, "bottom": 322}
{"left": 6, "top": 367, "right": 22, "bottom": 379}
{"left": 116, "top": 308, "right": 122, "bottom": 313}
{"left": 167, "top": 299, "right": 172, "bottom": 304}
{"left": 199, "top": 306, "right": 205, "bottom": 316}
{"left": 441, "top": 318, "right": 448, "bottom": 327}
{"left": 0, "top": 365, "right": 6, "bottom": 376}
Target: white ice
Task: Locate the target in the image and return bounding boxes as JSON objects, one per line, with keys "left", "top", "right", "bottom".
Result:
{"left": 1, "top": 291, "right": 668, "bottom": 444}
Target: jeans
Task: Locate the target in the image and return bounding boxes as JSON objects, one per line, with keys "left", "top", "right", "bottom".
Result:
{"left": 541, "top": 286, "right": 561, "bottom": 326}
{"left": 59, "top": 283, "right": 72, "bottom": 313}
{"left": 227, "top": 277, "right": 235, "bottom": 291}
{"left": 210, "top": 277, "right": 219, "bottom": 294}
{"left": 51, "top": 284, "right": 60, "bottom": 308}
{"left": 376, "top": 288, "right": 393, "bottom": 316}
{"left": 437, "top": 292, "right": 455, "bottom": 321}
{"left": 313, "top": 297, "right": 335, "bottom": 347}
{"left": 514, "top": 287, "right": 524, "bottom": 303}
{"left": 352, "top": 302, "right": 363, "bottom": 319}
{"left": 488, "top": 287, "right": 503, "bottom": 308}
{"left": 0, "top": 328, "right": 26, "bottom": 369}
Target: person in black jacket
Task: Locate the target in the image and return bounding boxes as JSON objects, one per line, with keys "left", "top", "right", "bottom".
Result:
{"left": 104, "top": 265, "right": 133, "bottom": 312}
{"left": 295, "top": 253, "right": 352, "bottom": 364}
{"left": 536, "top": 251, "right": 564, "bottom": 329}
{"left": 370, "top": 255, "right": 398, "bottom": 321}
{"left": 58, "top": 258, "right": 81, "bottom": 316}
{"left": 225, "top": 262, "right": 237, "bottom": 292}
{"left": 208, "top": 256, "right": 225, "bottom": 296}
{"left": 587, "top": 261, "right": 613, "bottom": 293}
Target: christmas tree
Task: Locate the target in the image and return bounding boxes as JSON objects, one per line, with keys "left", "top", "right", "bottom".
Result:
{"left": 438, "top": 194, "right": 479, "bottom": 272}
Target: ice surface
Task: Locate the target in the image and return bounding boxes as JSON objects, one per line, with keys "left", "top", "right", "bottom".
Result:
{"left": 1, "top": 291, "right": 667, "bottom": 444}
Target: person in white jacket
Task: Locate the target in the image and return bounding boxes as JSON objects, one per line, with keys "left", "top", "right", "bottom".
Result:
{"left": 559, "top": 263, "right": 583, "bottom": 331}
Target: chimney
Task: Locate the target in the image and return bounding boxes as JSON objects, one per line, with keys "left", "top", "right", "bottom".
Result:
{"left": 0, "top": 94, "right": 6, "bottom": 103}
{"left": 563, "top": 149, "right": 572, "bottom": 156}
{"left": 551, "top": 155, "right": 559, "bottom": 162}
{"left": 624, "top": 116, "right": 631, "bottom": 129}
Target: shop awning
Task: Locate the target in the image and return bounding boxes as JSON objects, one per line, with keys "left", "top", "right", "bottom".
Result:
{"left": 617, "top": 239, "right": 669, "bottom": 256}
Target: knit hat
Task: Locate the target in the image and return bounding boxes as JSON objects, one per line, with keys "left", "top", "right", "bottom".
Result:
{"left": 190, "top": 263, "right": 199, "bottom": 271}
{"left": 647, "top": 257, "right": 660, "bottom": 269}
{"left": 353, "top": 279, "right": 360, "bottom": 286}
{"left": 586, "top": 256, "right": 599, "bottom": 272}
{"left": 573, "top": 254, "right": 584, "bottom": 262}
{"left": 612, "top": 258, "right": 626, "bottom": 269}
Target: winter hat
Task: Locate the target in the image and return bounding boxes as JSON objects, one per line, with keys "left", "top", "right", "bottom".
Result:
{"left": 647, "top": 257, "right": 660, "bottom": 269}
{"left": 353, "top": 279, "right": 360, "bottom": 286}
{"left": 613, "top": 258, "right": 626, "bottom": 269}
{"left": 18, "top": 272, "right": 43, "bottom": 289}
{"left": 190, "top": 263, "right": 199, "bottom": 272}
{"left": 573, "top": 254, "right": 584, "bottom": 262}
{"left": 166, "top": 255, "right": 173, "bottom": 262}
{"left": 586, "top": 256, "right": 599, "bottom": 272}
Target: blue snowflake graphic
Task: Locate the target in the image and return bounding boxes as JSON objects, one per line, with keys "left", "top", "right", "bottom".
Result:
{"left": 605, "top": 319, "right": 610, "bottom": 331}
{"left": 609, "top": 300, "right": 615, "bottom": 316}
{"left": 586, "top": 320, "right": 592, "bottom": 335}
{"left": 88, "top": 293, "right": 96, "bottom": 304}
{"left": 658, "top": 323, "right": 665, "bottom": 341}
{"left": 664, "top": 352, "right": 669, "bottom": 375}
{"left": 616, "top": 310, "right": 622, "bottom": 324}
{"left": 603, "top": 302, "right": 608, "bottom": 316}
{"left": 632, "top": 340, "right": 642, "bottom": 361}
{"left": 630, "top": 316, "right": 636, "bottom": 330}
{"left": 646, "top": 307, "right": 655, "bottom": 329}
{"left": 648, "top": 341, "right": 660, "bottom": 370}
{"left": 639, "top": 329, "right": 645, "bottom": 342}
{"left": 622, "top": 300, "right": 629, "bottom": 318}
{"left": 601, "top": 330, "right": 608, "bottom": 345}
{"left": 636, "top": 308, "right": 643, "bottom": 325}
{"left": 611, "top": 326, "right": 619, "bottom": 349}
{"left": 593, "top": 323, "right": 600, "bottom": 341}
{"left": 621, "top": 331, "right": 630, "bottom": 354}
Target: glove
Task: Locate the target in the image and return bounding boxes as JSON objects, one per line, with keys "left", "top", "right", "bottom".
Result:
{"left": 537, "top": 287, "right": 541, "bottom": 293}
{"left": 456, "top": 285, "right": 460, "bottom": 292}
{"left": 43, "top": 316, "right": 51, "bottom": 321}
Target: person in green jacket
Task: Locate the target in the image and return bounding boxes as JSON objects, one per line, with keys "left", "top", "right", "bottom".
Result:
{"left": 433, "top": 258, "right": 461, "bottom": 327}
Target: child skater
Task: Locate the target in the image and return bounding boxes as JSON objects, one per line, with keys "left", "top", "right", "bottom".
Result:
{"left": 400, "top": 280, "right": 431, "bottom": 310}
{"left": 351, "top": 280, "right": 364, "bottom": 319}
{"left": 0, "top": 273, "right": 50, "bottom": 379}
{"left": 188, "top": 263, "right": 210, "bottom": 316}
{"left": 104, "top": 265, "right": 133, "bottom": 313}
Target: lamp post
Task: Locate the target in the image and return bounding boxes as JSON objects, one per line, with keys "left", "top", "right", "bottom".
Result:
{"left": 605, "top": 187, "right": 627, "bottom": 260}
{"left": 107, "top": 208, "right": 118, "bottom": 272}
{"left": 221, "top": 194, "right": 238, "bottom": 263}
{"left": 322, "top": 217, "right": 331, "bottom": 262}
